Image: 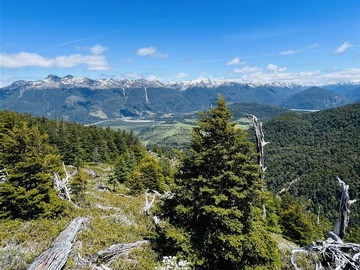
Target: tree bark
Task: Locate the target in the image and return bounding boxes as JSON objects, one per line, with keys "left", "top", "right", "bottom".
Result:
{"left": 27, "top": 217, "right": 87, "bottom": 270}
{"left": 97, "top": 240, "right": 149, "bottom": 262}
{"left": 334, "top": 177, "right": 357, "bottom": 239}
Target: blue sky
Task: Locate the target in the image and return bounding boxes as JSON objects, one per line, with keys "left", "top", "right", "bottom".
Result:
{"left": 1, "top": 0, "right": 359, "bottom": 86}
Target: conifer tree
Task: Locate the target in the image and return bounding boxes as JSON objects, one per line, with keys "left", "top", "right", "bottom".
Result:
{"left": 0, "top": 123, "right": 63, "bottom": 219}
{"left": 158, "top": 95, "right": 280, "bottom": 269}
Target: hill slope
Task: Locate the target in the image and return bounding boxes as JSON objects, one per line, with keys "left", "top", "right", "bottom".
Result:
{"left": 264, "top": 102, "right": 360, "bottom": 237}
{"left": 281, "top": 87, "right": 349, "bottom": 109}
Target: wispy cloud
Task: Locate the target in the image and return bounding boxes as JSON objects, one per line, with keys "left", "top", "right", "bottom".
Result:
{"left": 280, "top": 43, "right": 320, "bottom": 55}
{"left": 335, "top": 41, "right": 352, "bottom": 54}
{"left": 137, "top": 47, "right": 168, "bottom": 59}
{"left": 0, "top": 45, "right": 110, "bottom": 71}
{"left": 226, "top": 57, "right": 245, "bottom": 66}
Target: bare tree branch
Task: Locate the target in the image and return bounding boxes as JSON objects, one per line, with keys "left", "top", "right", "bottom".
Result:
{"left": 291, "top": 178, "right": 359, "bottom": 269}
{"left": 53, "top": 162, "right": 78, "bottom": 207}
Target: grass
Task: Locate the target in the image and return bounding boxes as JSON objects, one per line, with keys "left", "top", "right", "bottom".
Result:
{"left": 0, "top": 163, "right": 158, "bottom": 270}
{"left": 95, "top": 116, "right": 252, "bottom": 151}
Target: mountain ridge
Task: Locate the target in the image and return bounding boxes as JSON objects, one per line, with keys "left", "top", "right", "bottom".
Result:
{"left": 1, "top": 75, "right": 358, "bottom": 123}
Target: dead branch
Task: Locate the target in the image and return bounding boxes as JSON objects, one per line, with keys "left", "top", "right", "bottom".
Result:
{"left": 248, "top": 114, "right": 269, "bottom": 180}
{"left": 54, "top": 162, "right": 78, "bottom": 206}
{"left": 291, "top": 178, "right": 358, "bottom": 269}
{"left": 95, "top": 265, "right": 113, "bottom": 270}
{"left": 27, "top": 217, "right": 87, "bottom": 270}
{"left": 143, "top": 189, "right": 173, "bottom": 227}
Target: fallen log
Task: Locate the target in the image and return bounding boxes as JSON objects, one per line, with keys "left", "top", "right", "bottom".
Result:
{"left": 27, "top": 217, "right": 87, "bottom": 270}
{"left": 97, "top": 240, "right": 149, "bottom": 262}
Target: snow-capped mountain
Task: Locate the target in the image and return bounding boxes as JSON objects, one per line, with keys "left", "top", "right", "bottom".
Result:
{"left": 5, "top": 74, "right": 310, "bottom": 91}
{"left": 0, "top": 75, "right": 357, "bottom": 123}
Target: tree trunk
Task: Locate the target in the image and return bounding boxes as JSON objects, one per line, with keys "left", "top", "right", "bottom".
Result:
{"left": 334, "top": 177, "right": 357, "bottom": 239}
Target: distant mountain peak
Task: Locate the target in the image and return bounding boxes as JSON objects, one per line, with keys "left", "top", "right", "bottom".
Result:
{"left": 3, "top": 75, "right": 313, "bottom": 91}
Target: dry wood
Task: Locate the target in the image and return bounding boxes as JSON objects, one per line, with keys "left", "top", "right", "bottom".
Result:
{"left": 334, "top": 177, "right": 357, "bottom": 239}
{"left": 27, "top": 217, "right": 87, "bottom": 270}
{"left": 248, "top": 114, "right": 269, "bottom": 180}
{"left": 143, "top": 189, "right": 173, "bottom": 227}
{"left": 53, "top": 162, "right": 77, "bottom": 205}
{"left": 97, "top": 240, "right": 149, "bottom": 262}
{"left": 291, "top": 178, "right": 358, "bottom": 269}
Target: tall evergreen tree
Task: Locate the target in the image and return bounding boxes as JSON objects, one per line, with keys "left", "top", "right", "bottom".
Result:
{"left": 158, "top": 95, "right": 280, "bottom": 269}
{"left": 0, "top": 123, "right": 63, "bottom": 219}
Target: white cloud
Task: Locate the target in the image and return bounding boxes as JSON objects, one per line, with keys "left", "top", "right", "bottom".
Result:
{"left": 280, "top": 50, "right": 296, "bottom": 56}
{"left": 0, "top": 52, "right": 53, "bottom": 68}
{"left": 137, "top": 47, "right": 157, "bottom": 56}
{"left": 267, "top": 64, "right": 287, "bottom": 72}
{"left": 137, "top": 47, "right": 168, "bottom": 58}
{"left": 0, "top": 45, "right": 110, "bottom": 71}
{"left": 226, "top": 57, "right": 244, "bottom": 66}
{"left": 280, "top": 43, "right": 320, "bottom": 55}
{"left": 233, "top": 64, "right": 360, "bottom": 85}
{"left": 90, "top": 44, "right": 107, "bottom": 55}
{"left": 174, "top": 72, "right": 188, "bottom": 78}
{"left": 335, "top": 41, "right": 352, "bottom": 54}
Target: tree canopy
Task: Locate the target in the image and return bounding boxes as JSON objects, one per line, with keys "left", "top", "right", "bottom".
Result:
{"left": 0, "top": 123, "right": 63, "bottom": 219}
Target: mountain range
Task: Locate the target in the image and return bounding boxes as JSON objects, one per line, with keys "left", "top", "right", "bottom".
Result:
{"left": 0, "top": 75, "right": 359, "bottom": 123}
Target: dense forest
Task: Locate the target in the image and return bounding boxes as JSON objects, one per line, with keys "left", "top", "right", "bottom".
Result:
{"left": 264, "top": 102, "right": 360, "bottom": 242}
{"left": 0, "top": 100, "right": 358, "bottom": 269}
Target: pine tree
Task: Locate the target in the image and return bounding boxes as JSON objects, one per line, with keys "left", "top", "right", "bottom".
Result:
{"left": 138, "top": 155, "right": 165, "bottom": 191}
{"left": 0, "top": 123, "right": 63, "bottom": 219}
{"left": 114, "top": 155, "right": 130, "bottom": 184}
{"left": 158, "top": 95, "right": 280, "bottom": 269}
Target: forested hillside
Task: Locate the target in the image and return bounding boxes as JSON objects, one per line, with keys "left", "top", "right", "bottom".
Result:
{"left": 0, "top": 100, "right": 358, "bottom": 269}
{"left": 264, "top": 102, "right": 360, "bottom": 241}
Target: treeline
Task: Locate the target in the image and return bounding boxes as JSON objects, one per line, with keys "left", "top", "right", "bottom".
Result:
{"left": 264, "top": 102, "right": 360, "bottom": 242}
{"left": 0, "top": 110, "right": 143, "bottom": 165}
